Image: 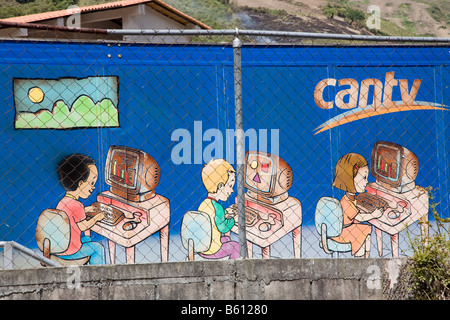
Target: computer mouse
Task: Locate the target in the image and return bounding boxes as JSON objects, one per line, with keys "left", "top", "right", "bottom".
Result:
{"left": 388, "top": 210, "right": 400, "bottom": 220}
{"left": 123, "top": 221, "right": 138, "bottom": 231}
{"left": 258, "top": 222, "right": 271, "bottom": 232}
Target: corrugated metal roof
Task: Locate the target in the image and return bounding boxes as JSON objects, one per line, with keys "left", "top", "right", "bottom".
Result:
{"left": 0, "top": 0, "right": 211, "bottom": 30}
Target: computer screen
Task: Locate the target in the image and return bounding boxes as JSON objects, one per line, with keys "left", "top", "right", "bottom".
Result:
{"left": 105, "top": 145, "right": 160, "bottom": 202}
{"left": 371, "top": 141, "right": 418, "bottom": 193}
{"left": 244, "top": 151, "right": 293, "bottom": 200}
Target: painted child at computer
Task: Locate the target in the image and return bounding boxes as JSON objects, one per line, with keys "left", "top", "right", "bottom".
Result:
{"left": 231, "top": 151, "right": 302, "bottom": 259}
{"left": 93, "top": 145, "right": 171, "bottom": 263}
{"left": 332, "top": 153, "right": 382, "bottom": 258}
{"left": 365, "top": 141, "right": 429, "bottom": 256}
{"left": 197, "top": 159, "right": 239, "bottom": 260}
{"left": 55, "top": 154, "right": 106, "bottom": 265}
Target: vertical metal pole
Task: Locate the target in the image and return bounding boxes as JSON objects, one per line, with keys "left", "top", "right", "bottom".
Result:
{"left": 233, "top": 31, "right": 247, "bottom": 259}
{"left": 3, "top": 241, "right": 14, "bottom": 269}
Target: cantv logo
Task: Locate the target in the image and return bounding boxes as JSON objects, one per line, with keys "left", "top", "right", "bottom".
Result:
{"left": 313, "top": 71, "right": 449, "bottom": 134}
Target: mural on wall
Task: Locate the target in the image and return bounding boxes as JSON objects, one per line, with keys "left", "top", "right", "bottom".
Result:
{"left": 37, "top": 146, "right": 171, "bottom": 266}
{"left": 313, "top": 71, "right": 449, "bottom": 134}
{"left": 181, "top": 154, "right": 302, "bottom": 261}
{"left": 88, "top": 145, "right": 170, "bottom": 264}
{"left": 316, "top": 153, "right": 382, "bottom": 258}
{"left": 14, "top": 76, "right": 119, "bottom": 129}
{"left": 2, "top": 43, "right": 448, "bottom": 266}
{"left": 315, "top": 141, "right": 429, "bottom": 258}
{"left": 36, "top": 154, "right": 107, "bottom": 266}
{"left": 227, "top": 151, "right": 302, "bottom": 259}
{"left": 181, "top": 159, "right": 239, "bottom": 261}
{"left": 364, "top": 141, "right": 429, "bottom": 258}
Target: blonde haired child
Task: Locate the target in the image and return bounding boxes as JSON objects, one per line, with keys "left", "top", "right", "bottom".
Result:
{"left": 198, "top": 159, "right": 239, "bottom": 259}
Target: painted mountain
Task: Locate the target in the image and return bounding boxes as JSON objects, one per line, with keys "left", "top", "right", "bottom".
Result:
{"left": 14, "top": 76, "right": 119, "bottom": 129}
{"left": 15, "top": 95, "right": 119, "bottom": 129}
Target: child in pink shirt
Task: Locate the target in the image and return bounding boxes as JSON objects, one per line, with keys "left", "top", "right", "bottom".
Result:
{"left": 55, "top": 154, "right": 106, "bottom": 265}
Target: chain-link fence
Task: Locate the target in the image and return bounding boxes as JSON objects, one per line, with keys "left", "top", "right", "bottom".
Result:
{"left": 1, "top": 26, "right": 449, "bottom": 269}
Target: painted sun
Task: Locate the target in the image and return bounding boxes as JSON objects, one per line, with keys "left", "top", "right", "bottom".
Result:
{"left": 28, "top": 86, "right": 45, "bottom": 103}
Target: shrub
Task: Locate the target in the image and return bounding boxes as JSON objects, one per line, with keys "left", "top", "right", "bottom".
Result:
{"left": 406, "top": 187, "right": 450, "bottom": 300}
{"left": 321, "top": 4, "right": 366, "bottom": 25}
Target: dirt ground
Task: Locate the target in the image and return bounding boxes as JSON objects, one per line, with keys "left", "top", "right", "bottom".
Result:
{"left": 362, "top": 0, "right": 448, "bottom": 37}
{"left": 231, "top": 0, "right": 449, "bottom": 37}
{"left": 232, "top": 8, "right": 372, "bottom": 35}
{"left": 232, "top": 0, "right": 328, "bottom": 16}
{"left": 232, "top": 0, "right": 372, "bottom": 36}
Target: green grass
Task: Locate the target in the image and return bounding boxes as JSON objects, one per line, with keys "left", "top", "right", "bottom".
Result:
{"left": 0, "top": 0, "right": 238, "bottom": 29}
{"left": 163, "top": 0, "right": 238, "bottom": 29}
{"left": 1, "top": 0, "right": 447, "bottom": 37}
{"left": 427, "top": 4, "right": 450, "bottom": 27}
{"left": 0, "top": 0, "right": 113, "bottom": 19}
{"left": 324, "top": 0, "right": 450, "bottom": 36}
{"left": 372, "top": 18, "right": 415, "bottom": 37}
{"left": 405, "top": 187, "right": 450, "bottom": 300}
{"left": 411, "top": 0, "right": 450, "bottom": 26}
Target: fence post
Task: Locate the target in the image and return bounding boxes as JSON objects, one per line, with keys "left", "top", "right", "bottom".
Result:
{"left": 3, "top": 241, "right": 14, "bottom": 269}
{"left": 233, "top": 31, "right": 248, "bottom": 259}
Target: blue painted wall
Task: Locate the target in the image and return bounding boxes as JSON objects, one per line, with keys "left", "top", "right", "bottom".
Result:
{"left": 0, "top": 41, "right": 448, "bottom": 252}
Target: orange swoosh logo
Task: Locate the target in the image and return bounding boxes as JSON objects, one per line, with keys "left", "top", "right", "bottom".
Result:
{"left": 314, "top": 102, "right": 449, "bottom": 135}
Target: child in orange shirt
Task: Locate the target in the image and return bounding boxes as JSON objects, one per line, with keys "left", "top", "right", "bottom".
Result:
{"left": 332, "top": 153, "right": 382, "bottom": 258}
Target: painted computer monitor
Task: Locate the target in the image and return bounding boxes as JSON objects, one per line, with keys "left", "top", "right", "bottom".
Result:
{"left": 244, "top": 151, "right": 293, "bottom": 204}
{"left": 105, "top": 145, "right": 160, "bottom": 202}
{"left": 370, "top": 141, "right": 418, "bottom": 193}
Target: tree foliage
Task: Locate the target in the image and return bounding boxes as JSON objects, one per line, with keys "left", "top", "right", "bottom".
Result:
{"left": 405, "top": 187, "right": 450, "bottom": 300}
{"left": 322, "top": 3, "right": 366, "bottom": 25}
{"left": 0, "top": 0, "right": 237, "bottom": 29}
{"left": 0, "top": 0, "right": 109, "bottom": 19}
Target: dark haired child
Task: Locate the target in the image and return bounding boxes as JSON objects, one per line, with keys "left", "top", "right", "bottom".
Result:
{"left": 56, "top": 154, "right": 106, "bottom": 265}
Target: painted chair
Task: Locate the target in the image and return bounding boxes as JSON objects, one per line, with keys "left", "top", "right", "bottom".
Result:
{"left": 315, "top": 197, "right": 352, "bottom": 255}
{"left": 181, "top": 210, "right": 230, "bottom": 261}
{"left": 181, "top": 211, "right": 213, "bottom": 261}
{"left": 36, "top": 208, "right": 90, "bottom": 266}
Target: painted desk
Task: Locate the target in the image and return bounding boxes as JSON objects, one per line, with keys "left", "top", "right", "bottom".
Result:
{"left": 228, "top": 195, "right": 302, "bottom": 259}
{"left": 91, "top": 191, "right": 170, "bottom": 264}
{"left": 366, "top": 183, "right": 429, "bottom": 257}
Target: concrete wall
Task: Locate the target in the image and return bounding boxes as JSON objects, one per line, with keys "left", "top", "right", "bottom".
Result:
{"left": 0, "top": 258, "right": 406, "bottom": 300}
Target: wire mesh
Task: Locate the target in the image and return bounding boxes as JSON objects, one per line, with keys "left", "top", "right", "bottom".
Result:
{"left": 0, "top": 26, "right": 449, "bottom": 268}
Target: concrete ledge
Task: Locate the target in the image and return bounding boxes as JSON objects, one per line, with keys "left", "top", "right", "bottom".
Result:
{"left": 0, "top": 258, "right": 406, "bottom": 300}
